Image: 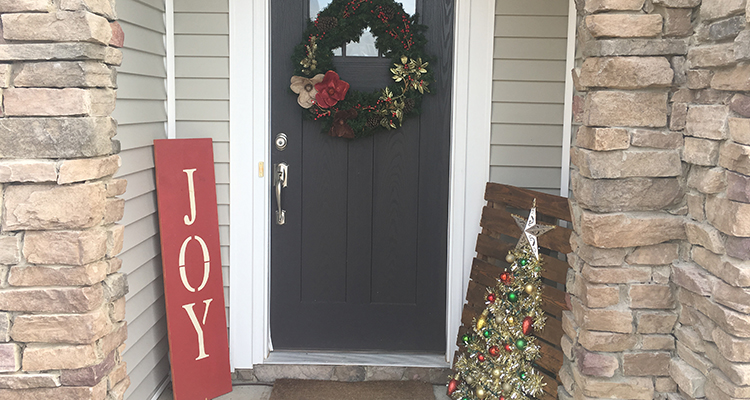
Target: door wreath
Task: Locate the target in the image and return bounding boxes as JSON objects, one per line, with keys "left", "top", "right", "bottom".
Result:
{"left": 290, "top": 0, "right": 433, "bottom": 139}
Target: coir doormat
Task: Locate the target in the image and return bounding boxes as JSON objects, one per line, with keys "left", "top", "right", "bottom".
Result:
{"left": 268, "top": 379, "right": 435, "bottom": 400}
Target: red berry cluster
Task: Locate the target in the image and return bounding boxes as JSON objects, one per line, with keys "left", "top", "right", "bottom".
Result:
{"left": 312, "top": 108, "right": 332, "bottom": 121}
{"left": 343, "top": 0, "right": 369, "bottom": 18}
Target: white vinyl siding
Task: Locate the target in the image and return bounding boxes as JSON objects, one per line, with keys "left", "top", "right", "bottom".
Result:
{"left": 490, "top": 0, "right": 569, "bottom": 194}
{"left": 112, "top": 0, "right": 170, "bottom": 399}
{"left": 174, "top": 0, "right": 231, "bottom": 326}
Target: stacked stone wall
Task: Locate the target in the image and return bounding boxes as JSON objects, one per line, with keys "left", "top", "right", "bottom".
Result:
{"left": 563, "top": 0, "right": 750, "bottom": 398}
{"left": 0, "top": 0, "right": 128, "bottom": 399}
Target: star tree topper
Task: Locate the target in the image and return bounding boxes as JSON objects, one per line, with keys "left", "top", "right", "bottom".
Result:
{"left": 511, "top": 199, "right": 556, "bottom": 260}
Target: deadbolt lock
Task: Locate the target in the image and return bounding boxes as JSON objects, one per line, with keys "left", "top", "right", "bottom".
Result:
{"left": 275, "top": 133, "right": 288, "bottom": 151}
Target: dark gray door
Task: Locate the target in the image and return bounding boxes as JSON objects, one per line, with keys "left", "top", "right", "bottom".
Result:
{"left": 270, "top": 0, "right": 453, "bottom": 352}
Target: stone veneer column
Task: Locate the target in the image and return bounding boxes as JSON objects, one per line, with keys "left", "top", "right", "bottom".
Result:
{"left": 562, "top": 0, "right": 750, "bottom": 397}
{"left": 670, "top": 0, "right": 750, "bottom": 396}
{"left": 0, "top": 0, "right": 128, "bottom": 399}
{"left": 561, "top": 0, "right": 687, "bottom": 398}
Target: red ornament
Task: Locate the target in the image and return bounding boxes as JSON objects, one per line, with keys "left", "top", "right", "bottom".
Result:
{"left": 314, "top": 71, "right": 350, "bottom": 108}
{"left": 504, "top": 344, "right": 512, "bottom": 352}
{"left": 487, "top": 293, "right": 496, "bottom": 303}
{"left": 489, "top": 345, "right": 500, "bottom": 357}
{"left": 522, "top": 316, "right": 534, "bottom": 335}
{"left": 447, "top": 379, "right": 458, "bottom": 395}
{"left": 500, "top": 272, "right": 512, "bottom": 284}
{"left": 500, "top": 397, "right": 506, "bottom": 400}
{"left": 477, "top": 353, "right": 485, "bottom": 362}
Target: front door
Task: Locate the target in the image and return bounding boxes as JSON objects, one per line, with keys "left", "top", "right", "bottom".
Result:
{"left": 270, "top": 0, "right": 453, "bottom": 352}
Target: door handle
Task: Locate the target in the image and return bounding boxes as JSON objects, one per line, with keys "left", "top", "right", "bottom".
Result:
{"left": 274, "top": 162, "right": 288, "bottom": 225}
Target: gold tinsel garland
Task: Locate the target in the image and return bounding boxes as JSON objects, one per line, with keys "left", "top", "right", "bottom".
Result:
{"left": 450, "top": 244, "right": 547, "bottom": 400}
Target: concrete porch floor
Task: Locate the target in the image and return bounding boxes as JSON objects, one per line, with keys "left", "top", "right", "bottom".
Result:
{"left": 157, "top": 383, "right": 452, "bottom": 399}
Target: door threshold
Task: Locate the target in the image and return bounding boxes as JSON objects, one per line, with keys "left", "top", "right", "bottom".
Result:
{"left": 264, "top": 351, "right": 449, "bottom": 368}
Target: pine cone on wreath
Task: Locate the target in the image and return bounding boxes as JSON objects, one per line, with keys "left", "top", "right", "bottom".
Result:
{"left": 316, "top": 16, "right": 338, "bottom": 33}
{"left": 403, "top": 98, "right": 416, "bottom": 114}
{"left": 375, "top": 5, "right": 397, "bottom": 20}
{"left": 366, "top": 115, "right": 381, "bottom": 128}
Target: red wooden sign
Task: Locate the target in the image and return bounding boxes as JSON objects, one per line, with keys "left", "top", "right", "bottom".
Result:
{"left": 154, "top": 138, "right": 232, "bottom": 400}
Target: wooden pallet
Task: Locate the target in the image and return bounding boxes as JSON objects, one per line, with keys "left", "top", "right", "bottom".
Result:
{"left": 452, "top": 183, "right": 572, "bottom": 400}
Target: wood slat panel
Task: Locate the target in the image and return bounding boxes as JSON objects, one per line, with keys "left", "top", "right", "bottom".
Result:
{"left": 464, "top": 279, "right": 564, "bottom": 319}
{"left": 540, "top": 372, "right": 559, "bottom": 399}
{"left": 536, "top": 339, "right": 564, "bottom": 378}
{"left": 453, "top": 183, "right": 572, "bottom": 400}
{"left": 475, "top": 234, "right": 568, "bottom": 285}
{"left": 536, "top": 315, "right": 564, "bottom": 347}
{"left": 469, "top": 258, "right": 504, "bottom": 288}
{"left": 460, "top": 299, "right": 564, "bottom": 350}
{"left": 485, "top": 183, "right": 571, "bottom": 222}
{"left": 541, "top": 284, "right": 566, "bottom": 319}
{"left": 481, "top": 206, "right": 572, "bottom": 254}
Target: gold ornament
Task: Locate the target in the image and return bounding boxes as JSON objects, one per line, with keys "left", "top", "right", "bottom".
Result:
{"left": 492, "top": 368, "right": 501, "bottom": 378}
{"left": 525, "top": 284, "right": 535, "bottom": 294}
{"left": 505, "top": 253, "right": 515, "bottom": 263}
{"left": 502, "top": 382, "right": 512, "bottom": 392}
{"left": 495, "top": 314, "right": 503, "bottom": 323}
{"left": 507, "top": 316, "right": 515, "bottom": 324}
{"left": 476, "top": 387, "right": 487, "bottom": 399}
{"left": 476, "top": 317, "right": 486, "bottom": 330}
{"left": 465, "top": 375, "right": 474, "bottom": 385}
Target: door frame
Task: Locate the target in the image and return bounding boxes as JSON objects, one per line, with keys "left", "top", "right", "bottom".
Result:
{"left": 228, "top": 0, "right": 494, "bottom": 369}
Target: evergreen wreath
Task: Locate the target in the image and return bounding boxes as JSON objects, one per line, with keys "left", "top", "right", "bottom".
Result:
{"left": 290, "top": 0, "right": 433, "bottom": 139}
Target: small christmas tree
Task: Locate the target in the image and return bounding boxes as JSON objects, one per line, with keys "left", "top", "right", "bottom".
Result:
{"left": 449, "top": 201, "right": 554, "bottom": 400}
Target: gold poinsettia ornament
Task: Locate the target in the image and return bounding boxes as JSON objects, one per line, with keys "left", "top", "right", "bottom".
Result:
{"left": 290, "top": 74, "right": 325, "bottom": 109}
{"left": 391, "top": 56, "right": 429, "bottom": 94}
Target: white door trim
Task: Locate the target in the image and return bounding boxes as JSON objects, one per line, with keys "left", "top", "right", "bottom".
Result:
{"left": 228, "top": 0, "right": 494, "bottom": 369}
{"left": 560, "top": 0, "right": 577, "bottom": 197}
{"left": 228, "top": 0, "right": 271, "bottom": 369}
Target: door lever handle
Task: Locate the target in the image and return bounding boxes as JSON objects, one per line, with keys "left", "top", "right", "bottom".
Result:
{"left": 274, "top": 162, "right": 288, "bottom": 225}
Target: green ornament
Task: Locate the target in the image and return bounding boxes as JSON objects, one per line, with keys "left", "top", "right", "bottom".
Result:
{"left": 519, "top": 258, "right": 528, "bottom": 266}
{"left": 462, "top": 334, "right": 471, "bottom": 344}
{"left": 534, "top": 266, "right": 541, "bottom": 272}
{"left": 519, "top": 371, "right": 527, "bottom": 380}
{"left": 508, "top": 292, "right": 518, "bottom": 302}
{"left": 483, "top": 329, "right": 491, "bottom": 338}
{"left": 516, "top": 338, "right": 527, "bottom": 349}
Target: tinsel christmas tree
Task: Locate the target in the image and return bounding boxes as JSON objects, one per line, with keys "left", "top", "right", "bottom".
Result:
{"left": 449, "top": 200, "right": 555, "bottom": 400}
